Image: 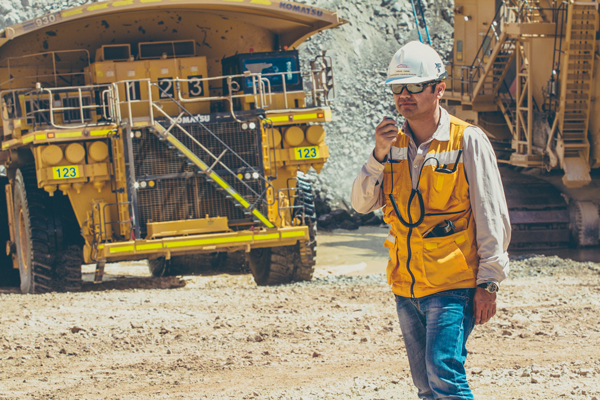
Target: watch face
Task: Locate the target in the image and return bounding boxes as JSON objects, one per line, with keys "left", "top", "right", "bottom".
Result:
{"left": 488, "top": 283, "right": 498, "bottom": 293}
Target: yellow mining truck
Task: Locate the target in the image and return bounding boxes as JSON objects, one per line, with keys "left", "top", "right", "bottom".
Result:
{"left": 0, "top": 0, "right": 344, "bottom": 293}
{"left": 444, "top": 0, "right": 600, "bottom": 248}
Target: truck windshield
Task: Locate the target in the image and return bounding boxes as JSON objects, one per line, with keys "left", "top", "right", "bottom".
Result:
{"left": 243, "top": 56, "right": 299, "bottom": 87}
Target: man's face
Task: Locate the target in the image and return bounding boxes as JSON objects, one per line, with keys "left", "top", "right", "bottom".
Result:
{"left": 393, "top": 80, "right": 445, "bottom": 121}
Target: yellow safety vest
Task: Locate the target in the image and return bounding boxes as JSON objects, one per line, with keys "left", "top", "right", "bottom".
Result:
{"left": 382, "top": 116, "right": 479, "bottom": 298}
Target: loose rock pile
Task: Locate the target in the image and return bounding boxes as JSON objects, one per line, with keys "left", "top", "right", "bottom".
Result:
{"left": 315, "top": 199, "right": 384, "bottom": 230}
{"left": 296, "top": 0, "right": 454, "bottom": 208}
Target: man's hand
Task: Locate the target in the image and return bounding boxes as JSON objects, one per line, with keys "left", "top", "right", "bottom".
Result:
{"left": 374, "top": 117, "right": 399, "bottom": 162}
{"left": 473, "top": 287, "right": 496, "bottom": 325}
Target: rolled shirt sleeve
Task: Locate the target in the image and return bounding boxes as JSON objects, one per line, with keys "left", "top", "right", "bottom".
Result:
{"left": 462, "top": 126, "right": 511, "bottom": 285}
{"left": 351, "top": 152, "right": 386, "bottom": 214}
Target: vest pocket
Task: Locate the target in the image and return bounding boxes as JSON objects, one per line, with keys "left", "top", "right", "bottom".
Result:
{"left": 426, "top": 170, "right": 459, "bottom": 211}
{"left": 422, "top": 230, "right": 472, "bottom": 287}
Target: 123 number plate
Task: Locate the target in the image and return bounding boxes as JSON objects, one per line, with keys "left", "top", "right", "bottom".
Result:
{"left": 52, "top": 165, "right": 80, "bottom": 180}
{"left": 294, "top": 146, "right": 319, "bottom": 160}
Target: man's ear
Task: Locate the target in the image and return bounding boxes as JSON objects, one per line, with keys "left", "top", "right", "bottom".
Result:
{"left": 436, "top": 81, "right": 446, "bottom": 99}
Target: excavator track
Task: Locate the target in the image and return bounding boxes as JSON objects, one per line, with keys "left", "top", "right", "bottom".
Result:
{"left": 500, "top": 166, "right": 571, "bottom": 250}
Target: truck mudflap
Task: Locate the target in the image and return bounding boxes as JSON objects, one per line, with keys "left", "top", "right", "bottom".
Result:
{"left": 87, "top": 226, "right": 309, "bottom": 263}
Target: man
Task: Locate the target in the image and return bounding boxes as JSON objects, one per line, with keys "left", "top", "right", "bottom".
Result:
{"left": 351, "top": 41, "right": 510, "bottom": 399}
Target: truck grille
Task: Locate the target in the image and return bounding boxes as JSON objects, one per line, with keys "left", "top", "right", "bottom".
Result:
{"left": 132, "top": 114, "right": 265, "bottom": 236}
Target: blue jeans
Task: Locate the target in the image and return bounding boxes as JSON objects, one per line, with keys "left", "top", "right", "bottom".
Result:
{"left": 395, "top": 289, "right": 476, "bottom": 400}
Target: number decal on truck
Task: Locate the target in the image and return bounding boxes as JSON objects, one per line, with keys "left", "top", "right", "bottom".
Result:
{"left": 52, "top": 165, "right": 80, "bottom": 180}
{"left": 187, "top": 75, "right": 205, "bottom": 97}
{"left": 294, "top": 146, "right": 319, "bottom": 160}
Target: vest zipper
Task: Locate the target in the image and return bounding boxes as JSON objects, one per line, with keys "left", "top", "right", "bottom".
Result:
{"left": 406, "top": 227, "right": 416, "bottom": 298}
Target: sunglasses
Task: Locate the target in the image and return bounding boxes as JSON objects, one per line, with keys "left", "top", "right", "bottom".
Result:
{"left": 391, "top": 80, "right": 438, "bottom": 95}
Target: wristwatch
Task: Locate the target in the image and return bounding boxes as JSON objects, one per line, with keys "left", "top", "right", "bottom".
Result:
{"left": 477, "top": 282, "right": 499, "bottom": 294}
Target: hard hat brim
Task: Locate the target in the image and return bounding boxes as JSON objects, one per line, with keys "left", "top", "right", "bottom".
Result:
{"left": 381, "top": 76, "right": 438, "bottom": 85}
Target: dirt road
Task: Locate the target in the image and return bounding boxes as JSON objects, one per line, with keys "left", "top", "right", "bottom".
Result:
{"left": 1, "top": 227, "right": 600, "bottom": 399}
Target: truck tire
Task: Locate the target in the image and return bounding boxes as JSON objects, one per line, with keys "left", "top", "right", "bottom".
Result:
{"left": 13, "top": 168, "right": 83, "bottom": 294}
{"left": 247, "top": 245, "right": 297, "bottom": 285}
{"left": 248, "top": 173, "right": 317, "bottom": 286}
{"left": 293, "top": 221, "right": 316, "bottom": 281}
{"left": 247, "top": 224, "right": 316, "bottom": 286}
{"left": 147, "top": 253, "right": 217, "bottom": 277}
{"left": 0, "top": 176, "right": 19, "bottom": 287}
{"left": 291, "top": 173, "right": 317, "bottom": 281}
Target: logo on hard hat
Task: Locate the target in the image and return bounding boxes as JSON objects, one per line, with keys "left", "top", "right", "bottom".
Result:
{"left": 391, "top": 64, "right": 414, "bottom": 77}
{"left": 435, "top": 63, "right": 443, "bottom": 74}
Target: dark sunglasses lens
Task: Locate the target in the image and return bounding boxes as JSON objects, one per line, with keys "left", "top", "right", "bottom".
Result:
{"left": 391, "top": 83, "right": 426, "bottom": 94}
{"left": 406, "top": 84, "right": 425, "bottom": 93}
{"left": 391, "top": 85, "right": 404, "bottom": 94}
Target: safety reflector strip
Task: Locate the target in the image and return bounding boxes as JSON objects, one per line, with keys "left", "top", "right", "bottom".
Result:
{"left": 253, "top": 209, "right": 274, "bottom": 228}
{"left": 386, "top": 234, "right": 396, "bottom": 244}
{"left": 23, "top": 135, "right": 34, "bottom": 144}
{"left": 102, "top": 230, "right": 306, "bottom": 255}
{"left": 136, "top": 243, "right": 163, "bottom": 251}
{"left": 35, "top": 134, "right": 47, "bottom": 141}
{"left": 424, "top": 242, "right": 438, "bottom": 250}
{"left": 268, "top": 112, "right": 324, "bottom": 123}
{"left": 113, "top": 0, "right": 134, "bottom": 6}
{"left": 166, "top": 235, "right": 254, "bottom": 248}
{"left": 55, "top": 131, "right": 82, "bottom": 139}
{"left": 281, "top": 230, "right": 306, "bottom": 239}
{"left": 62, "top": 8, "right": 83, "bottom": 17}
{"left": 210, "top": 172, "right": 251, "bottom": 209}
{"left": 455, "top": 235, "right": 466, "bottom": 244}
{"left": 255, "top": 233, "right": 279, "bottom": 240}
{"left": 292, "top": 113, "right": 318, "bottom": 121}
{"left": 109, "top": 245, "right": 135, "bottom": 254}
{"left": 87, "top": 3, "right": 108, "bottom": 10}
{"left": 90, "top": 129, "right": 113, "bottom": 136}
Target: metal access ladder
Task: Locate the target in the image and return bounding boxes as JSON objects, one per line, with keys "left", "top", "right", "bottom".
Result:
{"left": 471, "top": 32, "right": 518, "bottom": 104}
{"left": 556, "top": 0, "right": 598, "bottom": 187}
{"left": 150, "top": 105, "right": 275, "bottom": 228}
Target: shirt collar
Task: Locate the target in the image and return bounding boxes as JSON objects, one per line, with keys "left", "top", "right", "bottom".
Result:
{"left": 402, "top": 107, "right": 451, "bottom": 145}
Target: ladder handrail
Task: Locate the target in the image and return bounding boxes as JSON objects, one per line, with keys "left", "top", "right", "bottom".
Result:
{"left": 470, "top": 1, "right": 507, "bottom": 71}
{"left": 0, "top": 84, "right": 117, "bottom": 129}
{"left": 149, "top": 90, "right": 276, "bottom": 210}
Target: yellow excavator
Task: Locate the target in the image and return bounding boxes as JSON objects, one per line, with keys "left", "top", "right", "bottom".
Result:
{"left": 0, "top": 0, "right": 345, "bottom": 292}
{"left": 444, "top": 0, "right": 600, "bottom": 248}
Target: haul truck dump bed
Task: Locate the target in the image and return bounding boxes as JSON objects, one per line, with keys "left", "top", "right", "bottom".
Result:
{"left": 0, "top": 0, "right": 345, "bottom": 293}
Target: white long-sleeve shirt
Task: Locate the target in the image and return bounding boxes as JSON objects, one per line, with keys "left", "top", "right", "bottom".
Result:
{"left": 351, "top": 107, "right": 511, "bottom": 285}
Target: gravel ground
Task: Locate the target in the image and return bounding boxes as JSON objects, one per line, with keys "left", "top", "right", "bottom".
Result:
{"left": 1, "top": 233, "right": 599, "bottom": 400}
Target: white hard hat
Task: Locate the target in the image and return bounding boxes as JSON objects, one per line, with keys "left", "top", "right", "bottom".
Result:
{"left": 382, "top": 41, "right": 448, "bottom": 85}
